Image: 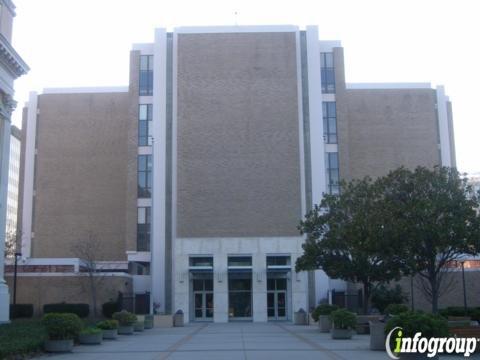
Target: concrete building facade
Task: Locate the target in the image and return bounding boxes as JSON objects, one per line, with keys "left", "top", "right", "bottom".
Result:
{"left": 0, "top": 0, "right": 28, "bottom": 323}
{"left": 13, "top": 25, "right": 455, "bottom": 321}
{"left": 5, "top": 124, "right": 20, "bottom": 238}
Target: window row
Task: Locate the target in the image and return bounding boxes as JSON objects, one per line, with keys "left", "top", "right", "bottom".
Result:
{"left": 326, "top": 152, "right": 340, "bottom": 195}
{"left": 139, "top": 55, "right": 153, "bottom": 96}
{"left": 189, "top": 255, "right": 291, "bottom": 268}
{"left": 137, "top": 207, "right": 151, "bottom": 252}
{"left": 323, "top": 101, "right": 337, "bottom": 144}
{"left": 138, "top": 155, "right": 152, "bottom": 198}
{"left": 320, "top": 52, "right": 335, "bottom": 94}
{"left": 139, "top": 104, "right": 153, "bottom": 146}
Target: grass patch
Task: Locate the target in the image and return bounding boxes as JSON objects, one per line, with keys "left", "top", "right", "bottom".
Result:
{"left": 0, "top": 319, "right": 47, "bottom": 359}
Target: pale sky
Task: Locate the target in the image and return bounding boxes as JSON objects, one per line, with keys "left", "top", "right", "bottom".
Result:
{"left": 11, "top": 0, "right": 480, "bottom": 174}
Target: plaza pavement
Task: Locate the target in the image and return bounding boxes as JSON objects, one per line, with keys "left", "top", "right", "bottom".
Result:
{"left": 38, "top": 322, "right": 479, "bottom": 360}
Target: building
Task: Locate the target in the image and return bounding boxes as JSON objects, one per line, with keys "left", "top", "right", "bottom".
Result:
{"left": 0, "top": 0, "right": 28, "bottom": 322}
{"left": 5, "top": 125, "right": 20, "bottom": 238}
{"left": 11, "top": 26, "right": 455, "bottom": 321}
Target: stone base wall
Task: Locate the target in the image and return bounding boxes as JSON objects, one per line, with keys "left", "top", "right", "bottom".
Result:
{"left": 5, "top": 274, "right": 133, "bottom": 317}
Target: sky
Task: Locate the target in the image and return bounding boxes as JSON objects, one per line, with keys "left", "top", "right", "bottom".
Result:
{"left": 10, "top": 0, "right": 480, "bottom": 174}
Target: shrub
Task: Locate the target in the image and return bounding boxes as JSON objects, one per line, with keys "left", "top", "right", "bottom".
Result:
{"left": 311, "top": 304, "right": 339, "bottom": 322}
{"left": 10, "top": 304, "right": 34, "bottom": 319}
{"left": 80, "top": 327, "right": 102, "bottom": 335}
{"left": 102, "top": 301, "right": 119, "bottom": 319}
{"left": 439, "top": 306, "right": 469, "bottom": 318}
{"left": 112, "top": 310, "right": 137, "bottom": 326}
{"left": 0, "top": 320, "right": 47, "bottom": 359}
{"left": 43, "top": 303, "right": 90, "bottom": 318}
{"left": 384, "top": 303, "right": 409, "bottom": 315}
{"left": 330, "top": 309, "right": 357, "bottom": 330}
{"left": 41, "top": 313, "right": 83, "bottom": 340}
{"left": 371, "top": 284, "right": 407, "bottom": 314}
{"left": 385, "top": 311, "right": 449, "bottom": 339}
{"left": 97, "top": 319, "right": 119, "bottom": 330}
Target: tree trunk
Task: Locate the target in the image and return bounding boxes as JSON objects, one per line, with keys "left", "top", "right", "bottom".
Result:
{"left": 363, "top": 282, "right": 370, "bottom": 315}
{"left": 430, "top": 273, "right": 439, "bottom": 314}
{"left": 89, "top": 274, "right": 97, "bottom": 317}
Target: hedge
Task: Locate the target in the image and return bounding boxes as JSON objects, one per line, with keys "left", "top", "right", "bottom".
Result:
{"left": 0, "top": 320, "right": 47, "bottom": 359}
{"left": 102, "top": 301, "right": 119, "bottom": 318}
{"left": 43, "top": 303, "right": 90, "bottom": 318}
{"left": 10, "top": 304, "right": 34, "bottom": 319}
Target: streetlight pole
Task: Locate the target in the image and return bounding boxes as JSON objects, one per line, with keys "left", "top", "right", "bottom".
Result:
{"left": 13, "top": 252, "right": 21, "bottom": 305}
{"left": 460, "top": 261, "right": 467, "bottom": 313}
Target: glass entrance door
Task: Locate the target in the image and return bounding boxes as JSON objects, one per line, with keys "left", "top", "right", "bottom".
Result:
{"left": 193, "top": 279, "right": 214, "bottom": 321}
{"left": 228, "top": 272, "right": 252, "bottom": 320}
{"left": 267, "top": 278, "right": 287, "bottom": 320}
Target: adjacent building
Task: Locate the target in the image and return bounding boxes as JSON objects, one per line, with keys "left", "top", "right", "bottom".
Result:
{"left": 5, "top": 125, "right": 20, "bottom": 237}
{"left": 11, "top": 25, "right": 455, "bottom": 321}
{"left": 0, "top": 0, "right": 29, "bottom": 323}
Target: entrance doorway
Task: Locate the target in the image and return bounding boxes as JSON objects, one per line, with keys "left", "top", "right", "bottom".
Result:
{"left": 192, "top": 278, "right": 214, "bottom": 321}
{"left": 228, "top": 272, "right": 252, "bottom": 320}
{"left": 267, "top": 278, "right": 287, "bottom": 320}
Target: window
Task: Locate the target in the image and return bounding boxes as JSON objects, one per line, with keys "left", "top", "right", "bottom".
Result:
{"left": 228, "top": 256, "right": 252, "bottom": 268}
{"left": 138, "top": 104, "right": 153, "bottom": 146}
{"left": 189, "top": 257, "right": 214, "bottom": 268}
{"left": 137, "top": 207, "right": 151, "bottom": 251}
{"left": 139, "top": 55, "right": 153, "bottom": 96}
{"left": 323, "top": 102, "right": 337, "bottom": 144}
{"left": 320, "top": 52, "right": 335, "bottom": 93}
{"left": 267, "top": 256, "right": 291, "bottom": 267}
{"left": 138, "top": 155, "right": 152, "bottom": 198}
{"left": 326, "top": 152, "right": 340, "bottom": 195}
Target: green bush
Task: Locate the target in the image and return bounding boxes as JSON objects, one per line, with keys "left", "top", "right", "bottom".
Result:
{"left": 0, "top": 320, "right": 47, "bottom": 359}
{"left": 384, "top": 303, "right": 409, "bottom": 315}
{"left": 371, "top": 284, "right": 407, "bottom": 314}
{"left": 311, "top": 304, "right": 339, "bottom": 322}
{"left": 97, "top": 319, "right": 119, "bottom": 330}
{"left": 10, "top": 304, "right": 34, "bottom": 319}
{"left": 439, "top": 306, "right": 480, "bottom": 321}
{"left": 43, "top": 303, "right": 90, "bottom": 318}
{"left": 102, "top": 301, "right": 119, "bottom": 319}
{"left": 385, "top": 311, "right": 449, "bottom": 339}
{"left": 41, "top": 313, "right": 83, "bottom": 340}
{"left": 80, "top": 327, "right": 102, "bottom": 335}
{"left": 112, "top": 310, "right": 137, "bottom": 326}
{"left": 330, "top": 309, "right": 357, "bottom": 330}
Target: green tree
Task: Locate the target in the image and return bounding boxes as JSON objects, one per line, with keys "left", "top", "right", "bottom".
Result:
{"left": 296, "top": 177, "right": 407, "bottom": 314}
{"left": 379, "top": 166, "right": 480, "bottom": 313}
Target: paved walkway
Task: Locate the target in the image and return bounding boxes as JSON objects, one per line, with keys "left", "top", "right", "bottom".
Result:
{"left": 39, "top": 322, "right": 478, "bottom": 360}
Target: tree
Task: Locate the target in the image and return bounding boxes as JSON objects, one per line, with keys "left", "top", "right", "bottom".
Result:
{"left": 4, "top": 230, "right": 19, "bottom": 259}
{"left": 71, "top": 233, "right": 106, "bottom": 317}
{"left": 380, "top": 166, "right": 480, "bottom": 313}
{"left": 296, "top": 177, "right": 407, "bottom": 314}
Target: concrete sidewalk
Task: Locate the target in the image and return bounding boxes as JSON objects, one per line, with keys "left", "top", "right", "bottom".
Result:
{"left": 38, "top": 322, "right": 479, "bottom": 360}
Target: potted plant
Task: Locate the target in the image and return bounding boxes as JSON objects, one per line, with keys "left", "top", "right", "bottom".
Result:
{"left": 330, "top": 309, "right": 357, "bottom": 339}
{"left": 97, "top": 319, "right": 119, "bottom": 339}
{"left": 42, "top": 313, "right": 83, "bottom": 352}
{"left": 134, "top": 320, "right": 145, "bottom": 332}
{"left": 370, "top": 303, "right": 410, "bottom": 350}
{"left": 294, "top": 308, "right": 307, "bottom": 325}
{"left": 79, "top": 327, "right": 103, "bottom": 345}
{"left": 385, "top": 311, "right": 448, "bottom": 359}
{"left": 112, "top": 310, "right": 137, "bottom": 335}
{"left": 144, "top": 314, "right": 154, "bottom": 329}
{"left": 311, "top": 304, "right": 338, "bottom": 332}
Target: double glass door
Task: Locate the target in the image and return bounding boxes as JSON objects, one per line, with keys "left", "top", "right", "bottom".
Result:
{"left": 267, "top": 278, "right": 287, "bottom": 320}
{"left": 193, "top": 279, "right": 214, "bottom": 321}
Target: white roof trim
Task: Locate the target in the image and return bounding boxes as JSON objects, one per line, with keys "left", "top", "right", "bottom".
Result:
{"left": 346, "top": 83, "right": 432, "bottom": 90}
{"left": 174, "top": 25, "right": 299, "bottom": 34}
{"left": 43, "top": 86, "right": 129, "bottom": 94}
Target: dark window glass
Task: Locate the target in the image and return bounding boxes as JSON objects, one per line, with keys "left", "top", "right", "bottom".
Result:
{"left": 320, "top": 53, "right": 336, "bottom": 94}
{"left": 228, "top": 256, "right": 252, "bottom": 267}
{"left": 138, "top": 155, "right": 152, "bottom": 198}
{"left": 138, "top": 104, "right": 153, "bottom": 146}
{"left": 139, "top": 55, "right": 153, "bottom": 96}
{"left": 229, "top": 278, "right": 252, "bottom": 291}
{"left": 326, "top": 152, "right": 340, "bottom": 195}
{"left": 266, "top": 256, "right": 291, "bottom": 266}
{"left": 137, "top": 207, "right": 151, "bottom": 251}
{"left": 193, "top": 280, "right": 203, "bottom": 291}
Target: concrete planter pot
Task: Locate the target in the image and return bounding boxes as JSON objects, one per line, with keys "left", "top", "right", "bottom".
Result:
{"left": 154, "top": 314, "right": 173, "bottom": 328}
{"left": 369, "top": 321, "right": 386, "bottom": 350}
{"left": 118, "top": 325, "right": 134, "bottom": 335}
{"left": 331, "top": 328, "right": 353, "bottom": 340}
{"left": 318, "top": 315, "right": 332, "bottom": 333}
{"left": 144, "top": 315, "right": 154, "bottom": 329}
{"left": 294, "top": 310, "right": 307, "bottom": 325}
{"left": 79, "top": 333, "right": 102, "bottom": 345}
{"left": 102, "top": 329, "right": 118, "bottom": 340}
{"left": 134, "top": 321, "right": 145, "bottom": 332}
{"left": 44, "top": 339, "right": 74, "bottom": 353}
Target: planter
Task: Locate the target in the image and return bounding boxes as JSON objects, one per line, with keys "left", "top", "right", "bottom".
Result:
{"left": 134, "top": 321, "right": 145, "bottom": 332}
{"left": 118, "top": 325, "right": 134, "bottom": 335}
{"left": 102, "top": 329, "right": 118, "bottom": 340}
{"left": 174, "top": 311, "right": 184, "bottom": 327}
{"left": 369, "top": 321, "right": 386, "bottom": 350}
{"left": 318, "top": 315, "right": 332, "bottom": 332}
{"left": 79, "top": 333, "right": 102, "bottom": 345}
{"left": 294, "top": 311, "right": 307, "bottom": 325}
{"left": 44, "top": 339, "right": 74, "bottom": 353}
{"left": 331, "top": 328, "right": 353, "bottom": 339}
{"left": 144, "top": 315, "right": 154, "bottom": 329}
{"left": 154, "top": 314, "right": 173, "bottom": 328}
